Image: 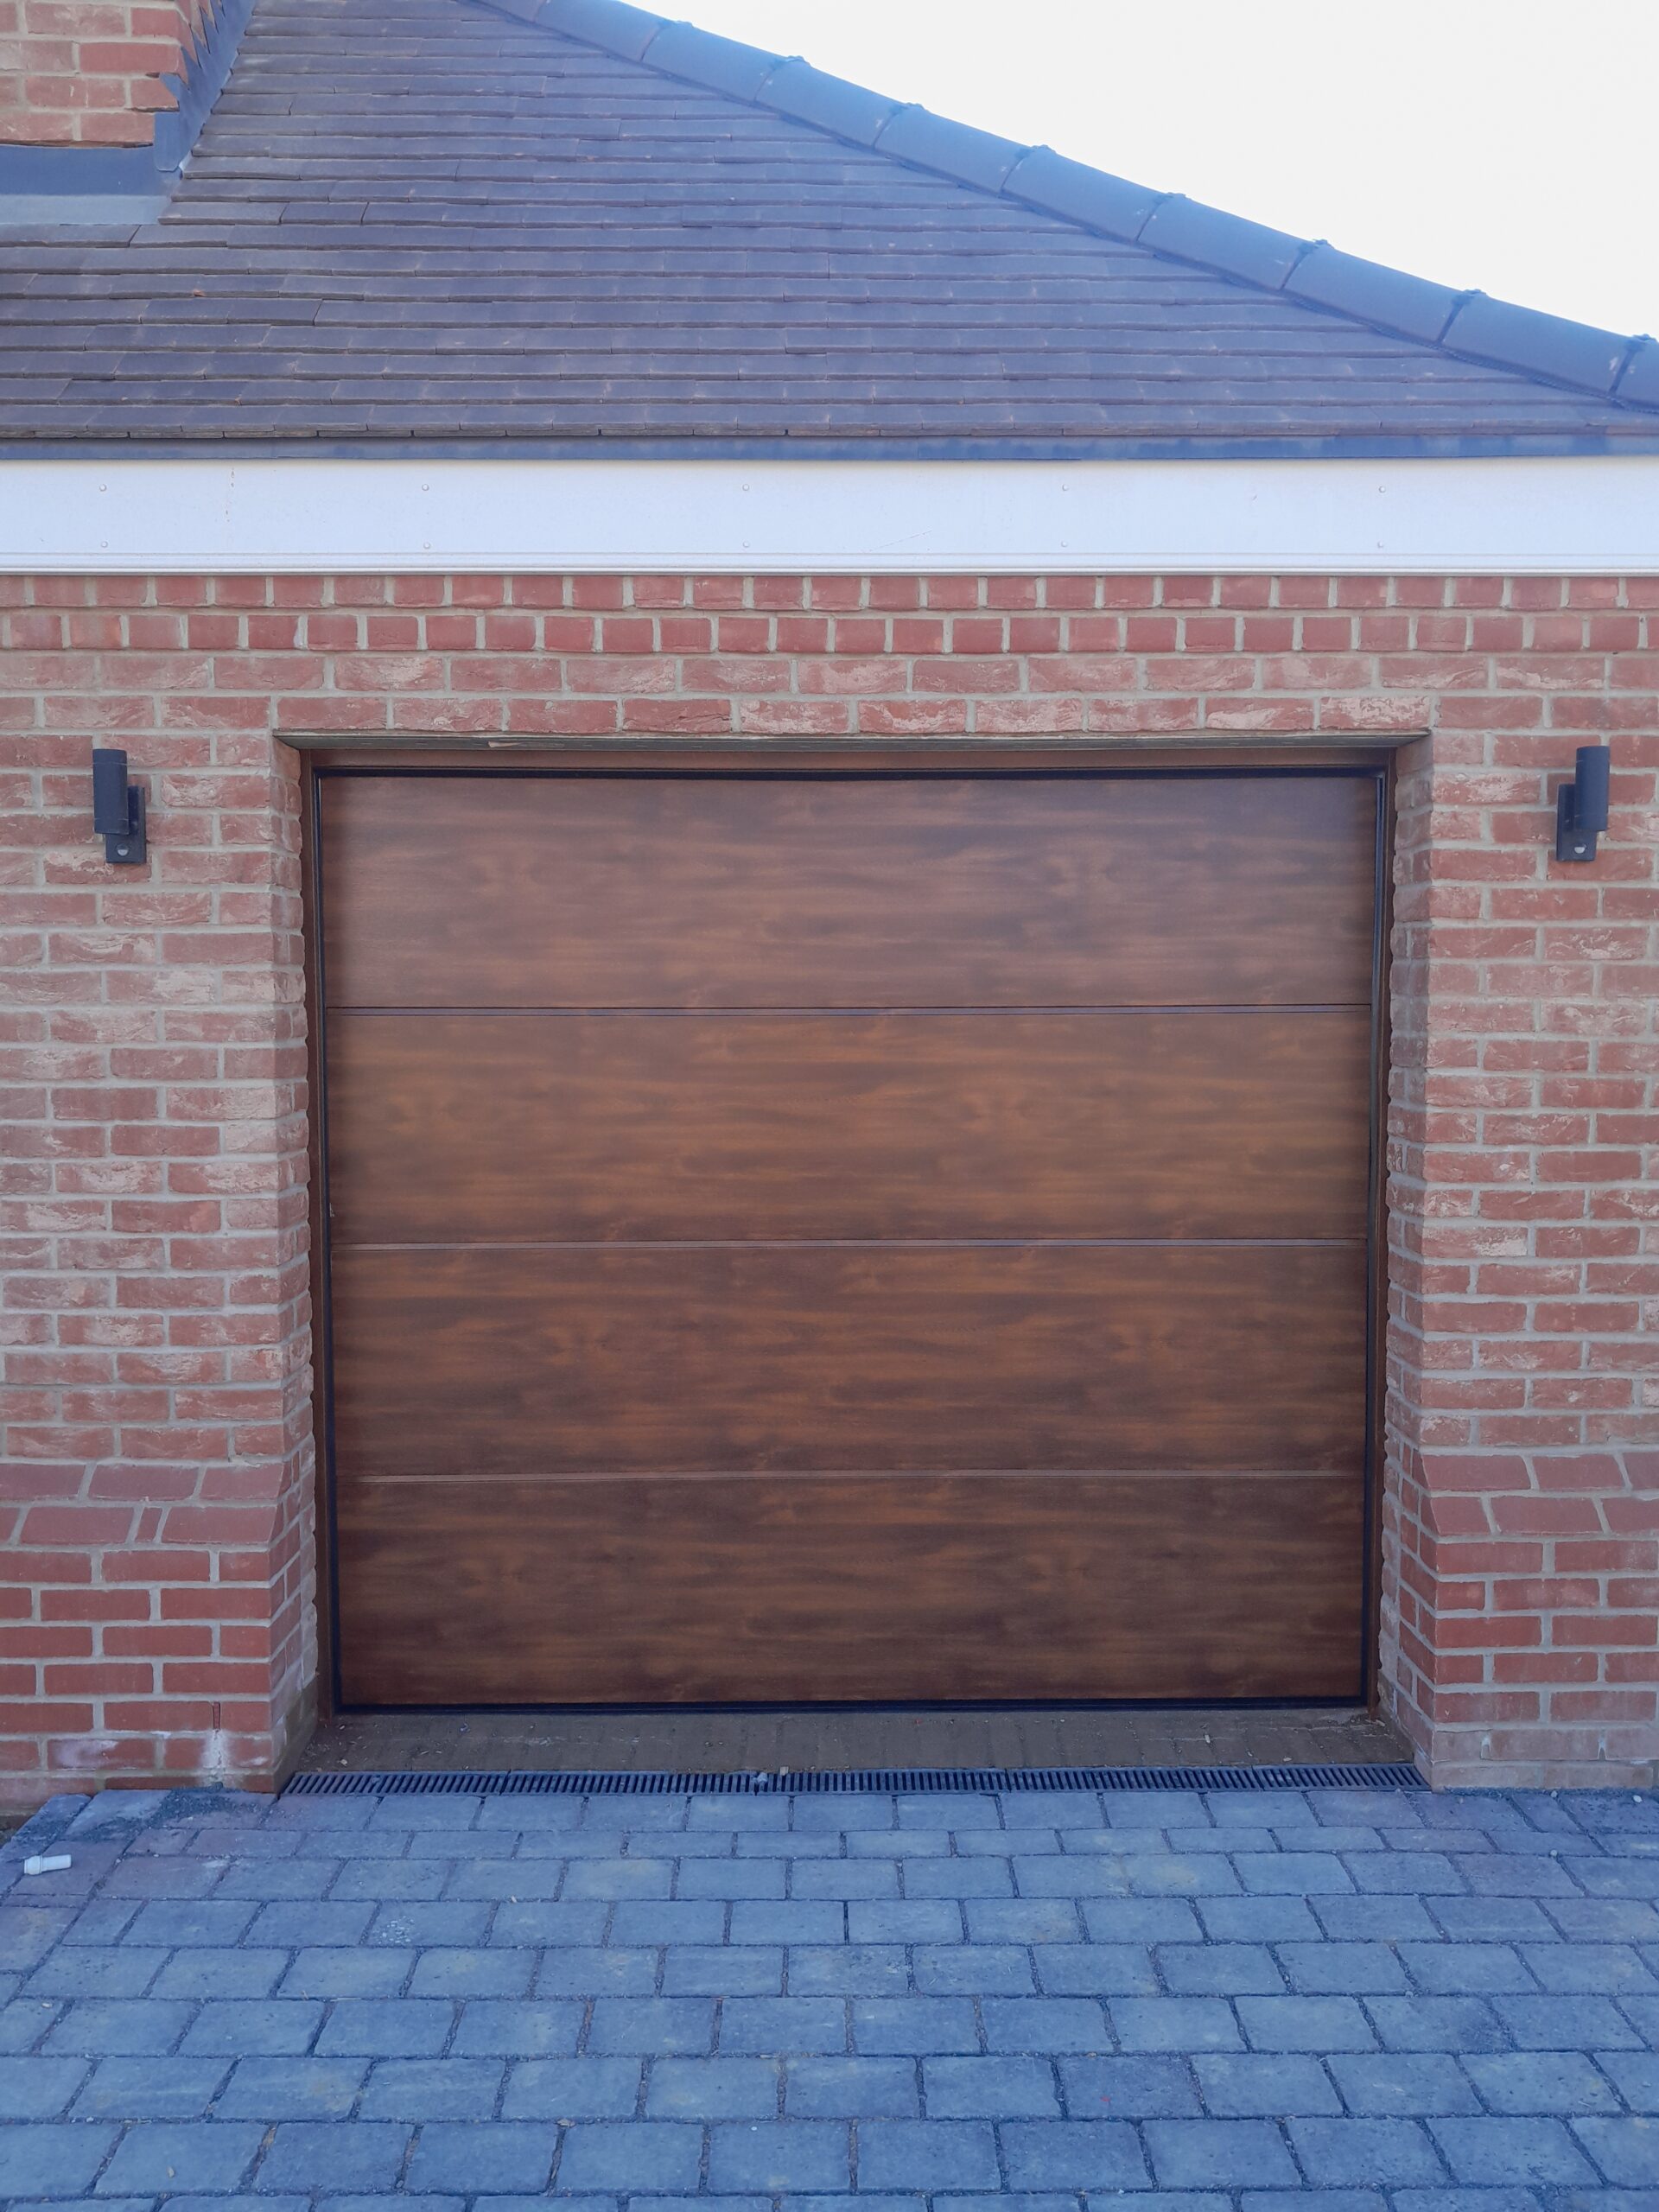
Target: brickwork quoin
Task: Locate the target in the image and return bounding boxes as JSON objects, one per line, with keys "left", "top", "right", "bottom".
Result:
{"left": 0, "top": 568, "right": 1656, "bottom": 1807}
{"left": 2, "top": 0, "right": 218, "bottom": 151}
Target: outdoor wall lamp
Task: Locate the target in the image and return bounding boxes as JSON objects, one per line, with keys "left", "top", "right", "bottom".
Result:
{"left": 92, "top": 747, "right": 147, "bottom": 865}
{"left": 1554, "top": 743, "right": 1611, "bottom": 864}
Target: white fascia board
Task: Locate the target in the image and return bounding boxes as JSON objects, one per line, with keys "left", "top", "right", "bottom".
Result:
{"left": 2, "top": 454, "right": 1656, "bottom": 574}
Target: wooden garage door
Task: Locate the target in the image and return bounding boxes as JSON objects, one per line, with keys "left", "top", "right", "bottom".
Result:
{"left": 319, "top": 768, "right": 1378, "bottom": 1707}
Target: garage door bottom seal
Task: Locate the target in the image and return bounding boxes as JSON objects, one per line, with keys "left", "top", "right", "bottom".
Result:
{"left": 285, "top": 1761, "right": 1424, "bottom": 1799}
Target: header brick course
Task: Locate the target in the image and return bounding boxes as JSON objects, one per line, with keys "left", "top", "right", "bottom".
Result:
{"left": 1, "top": 567, "right": 1656, "bottom": 1800}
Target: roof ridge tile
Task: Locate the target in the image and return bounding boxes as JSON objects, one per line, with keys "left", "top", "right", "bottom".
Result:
{"left": 516, "top": 0, "right": 1656, "bottom": 415}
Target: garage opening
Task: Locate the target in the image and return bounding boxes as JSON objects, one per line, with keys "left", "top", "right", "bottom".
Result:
{"left": 315, "top": 764, "right": 1382, "bottom": 1708}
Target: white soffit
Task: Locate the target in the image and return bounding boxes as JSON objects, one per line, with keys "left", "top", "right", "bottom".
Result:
{"left": 2, "top": 456, "right": 1657, "bottom": 574}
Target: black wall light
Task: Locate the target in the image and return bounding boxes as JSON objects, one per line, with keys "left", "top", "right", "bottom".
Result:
{"left": 1554, "top": 743, "right": 1611, "bottom": 864}
{"left": 92, "top": 747, "right": 147, "bottom": 866}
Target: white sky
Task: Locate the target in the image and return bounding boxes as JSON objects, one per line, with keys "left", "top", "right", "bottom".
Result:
{"left": 677, "top": 0, "right": 1659, "bottom": 339}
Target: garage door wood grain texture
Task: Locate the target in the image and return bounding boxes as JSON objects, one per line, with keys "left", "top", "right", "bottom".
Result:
{"left": 320, "top": 770, "right": 1378, "bottom": 1707}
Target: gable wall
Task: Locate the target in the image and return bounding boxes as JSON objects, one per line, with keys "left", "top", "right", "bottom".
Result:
{"left": 0, "top": 566, "right": 1656, "bottom": 1803}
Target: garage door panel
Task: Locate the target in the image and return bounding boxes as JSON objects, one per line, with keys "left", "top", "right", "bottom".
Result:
{"left": 321, "top": 772, "right": 1376, "bottom": 1009}
{"left": 335, "top": 1470, "right": 1365, "bottom": 1706}
{"left": 328, "top": 1242, "right": 1366, "bottom": 1478}
{"left": 327, "top": 1007, "right": 1372, "bottom": 1244}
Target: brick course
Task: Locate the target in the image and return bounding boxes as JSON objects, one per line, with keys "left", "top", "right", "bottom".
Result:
{"left": 1, "top": 0, "right": 215, "bottom": 149}
{"left": 1, "top": 569, "right": 1656, "bottom": 1802}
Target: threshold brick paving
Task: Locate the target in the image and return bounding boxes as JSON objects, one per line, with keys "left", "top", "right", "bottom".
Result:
{"left": 4, "top": 1783, "right": 1659, "bottom": 2199}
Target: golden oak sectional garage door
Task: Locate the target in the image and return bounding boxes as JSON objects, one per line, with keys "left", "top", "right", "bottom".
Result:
{"left": 318, "top": 767, "right": 1379, "bottom": 1707}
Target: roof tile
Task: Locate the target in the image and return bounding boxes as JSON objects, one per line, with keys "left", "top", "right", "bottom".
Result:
{"left": 871, "top": 106, "right": 1029, "bottom": 194}
{"left": 1284, "top": 243, "right": 1461, "bottom": 344}
{"left": 1001, "top": 147, "right": 1164, "bottom": 241}
{"left": 761, "top": 58, "right": 901, "bottom": 146}
{"left": 1443, "top": 294, "right": 1633, "bottom": 396}
{"left": 1137, "top": 196, "right": 1308, "bottom": 290}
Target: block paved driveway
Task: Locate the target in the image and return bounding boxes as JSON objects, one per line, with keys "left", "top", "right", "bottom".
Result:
{"left": 3, "top": 1778, "right": 1659, "bottom": 2205}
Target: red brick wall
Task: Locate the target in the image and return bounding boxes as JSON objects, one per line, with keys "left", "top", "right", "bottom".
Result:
{"left": 1, "top": 0, "right": 213, "bottom": 149}
{"left": 0, "top": 569, "right": 1655, "bottom": 1804}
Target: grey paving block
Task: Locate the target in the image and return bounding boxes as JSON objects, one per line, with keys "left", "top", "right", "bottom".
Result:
{"left": 123, "top": 1899, "right": 262, "bottom": 1948}
{"left": 1081, "top": 1899, "right": 1205, "bottom": 1943}
{"left": 71, "top": 2054, "right": 226, "bottom": 2118}
{"left": 1235, "top": 1995, "right": 1376, "bottom": 2051}
{"left": 156, "top": 1951, "right": 287, "bottom": 1999}
{"left": 1159, "top": 1943, "right": 1284, "bottom": 1995}
{"left": 367, "top": 1902, "right": 493, "bottom": 1946}
{"left": 358, "top": 2055, "right": 504, "bottom": 2119}
{"left": 586, "top": 1998, "right": 715, "bottom": 2056}
{"left": 0, "top": 1910, "right": 74, "bottom": 1970}
{"left": 0, "top": 2055, "right": 89, "bottom": 2119}
{"left": 100, "top": 2118, "right": 264, "bottom": 2191}
{"left": 852, "top": 1998, "right": 978, "bottom": 2055}
{"left": 611, "top": 1902, "right": 728, "bottom": 1946}
{"left": 963, "top": 1901, "right": 1081, "bottom": 1945}
{"left": 906, "top": 1860, "right": 1016, "bottom": 1900}
{"left": 1428, "top": 2113, "right": 1599, "bottom": 2183}
{"left": 1462, "top": 2049, "right": 1621, "bottom": 2114}
{"left": 1366, "top": 1995, "right": 1510, "bottom": 2051}
{"left": 1196, "top": 1897, "right": 1323, "bottom": 1942}
{"left": 661, "top": 1945, "right": 782, "bottom": 1996}
{"left": 242, "top": 1901, "right": 368, "bottom": 1948}
{"left": 855, "top": 1902, "right": 965, "bottom": 1945}
{"left": 791, "top": 1859, "right": 897, "bottom": 1901}
{"left": 407, "top": 2118, "right": 561, "bottom": 2192}
{"left": 553, "top": 2120, "right": 701, "bottom": 2192}
{"left": 562, "top": 1859, "right": 675, "bottom": 1900}
{"left": 534, "top": 1947, "right": 659, "bottom": 1997}
{"left": 785, "top": 2053, "right": 918, "bottom": 2118}
{"left": 1058, "top": 2051, "right": 1200, "bottom": 2117}
{"left": 44, "top": 1999, "right": 196, "bottom": 2056}
{"left": 1594, "top": 2050, "right": 1659, "bottom": 2111}
{"left": 1520, "top": 1941, "right": 1656, "bottom": 1993}
{"left": 913, "top": 1946, "right": 1034, "bottom": 1996}
{"left": 1110, "top": 1998, "right": 1242, "bottom": 2053}
{"left": 720, "top": 1997, "right": 846, "bottom": 2054}
{"left": 1192, "top": 2052, "right": 1342, "bottom": 2116}
{"left": 1325, "top": 2051, "right": 1480, "bottom": 2116}
{"left": 925, "top": 2055, "right": 1058, "bottom": 2117}
{"left": 858, "top": 2118, "right": 1001, "bottom": 2190}
{"left": 1493, "top": 1993, "right": 1642, "bottom": 2048}
{"left": 504, "top": 2055, "right": 643, "bottom": 2120}
{"left": 788, "top": 1943, "right": 908, "bottom": 1995}
{"left": 181, "top": 2001, "right": 326, "bottom": 2056}
{"left": 327, "top": 1861, "right": 448, "bottom": 1903}
{"left": 1571, "top": 2112, "right": 1659, "bottom": 2183}
{"left": 1397, "top": 1942, "right": 1535, "bottom": 1994}
{"left": 1287, "top": 2116, "right": 1446, "bottom": 2184}
{"left": 1033, "top": 1945, "right": 1158, "bottom": 1997}
{"left": 1143, "top": 2116, "right": 1299, "bottom": 2187}
{"left": 214, "top": 2055, "right": 368, "bottom": 2119}
{"left": 1235, "top": 1854, "right": 1355, "bottom": 1896}
{"left": 1009, "top": 1857, "right": 1129, "bottom": 1899}
{"left": 1001, "top": 2116, "right": 1153, "bottom": 2188}
{"left": 408, "top": 1948, "right": 534, "bottom": 1999}
{"left": 315, "top": 1999, "right": 456, "bottom": 2058}
{"left": 708, "top": 2117, "right": 850, "bottom": 2191}
{"left": 489, "top": 1904, "right": 613, "bottom": 1948}
{"left": 448, "top": 2001, "right": 582, "bottom": 2057}
{"left": 982, "top": 1998, "right": 1111, "bottom": 2054}
{"left": 730, "top": 1902, "right": 845, "bottom": 1947}
{"left": 645, "top": 2056, "right": 779, "bottom": 2120}
{"left": 25, "top": 1949, "right": 161, "bottom": 1999}
{"left": 0, "top": 2121, "right": 119, "bottom": 2198}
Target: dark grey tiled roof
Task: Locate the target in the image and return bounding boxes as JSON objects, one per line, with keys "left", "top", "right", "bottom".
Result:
{"left": 2, "top": 0, "right": 1655, "bottom": 448}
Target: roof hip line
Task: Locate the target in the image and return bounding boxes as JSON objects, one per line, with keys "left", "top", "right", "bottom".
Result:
{"left": 485, "top": 0, "right": 1657, "bottom": 413}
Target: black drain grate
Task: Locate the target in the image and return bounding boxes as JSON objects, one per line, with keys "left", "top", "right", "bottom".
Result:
{"left": 284, "top": 1760, "right": 1423, "bottom": 1799}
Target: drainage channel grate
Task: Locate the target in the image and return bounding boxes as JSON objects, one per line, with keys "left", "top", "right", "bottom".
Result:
{"left": 285, "top": 1761, "right": 1423, "bottom": 1799}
